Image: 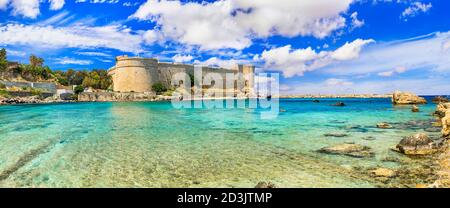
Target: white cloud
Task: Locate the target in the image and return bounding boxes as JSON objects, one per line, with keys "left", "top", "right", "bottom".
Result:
{"left": 401, "top": 2, "right": 432, "bottom": 19}
{"left": 54, "top": 57, "right": 93, "bottom": 65}
{"left": 0, "top": 0, "right": 65, "bottom": 18}
{"left": 172, "top": 54, "right": 193, "bottom": 63}
{"left": 325, "top": 78, "right": 353, "bottom": 86}
{"left": 350, "top": 12, "right": 364, "bottom": 29}
{"left": 49, "top": 0, "right": 65, "bottom": 10}
{"left": 331, "top": 39, "right": 375, "bottom": 60}
{"left": 443, "top": 40, "right": 450, "bottom": 51}
{"left": 0, "top": 0, "right": 9, "bottom": 10}
{"left": 132, "top": 0, "right": 354, "bottom": 50}
{"left": 193, "top": 57, "right": 249, "bottom": 69}
{"left": 0, "top": 24, "right": 145, "bottom": 53}
{"left": 10, "top": 0, "right": 40, "bottom": 18}
{"left": 257, "top": 38, "right": 374, "bottom": 78}
{"left": 326, "top": 31, "right": 450, "bottom": 76}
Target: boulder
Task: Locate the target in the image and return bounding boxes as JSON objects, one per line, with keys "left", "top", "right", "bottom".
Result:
{"left": 412, "top": 105, "right": 420, "bottom": 113}
{"left": 377, "top": 122, "right": 392, "bottom": 129}
{"left": 392, "top": 91, "right": 427, "bottom": 105}
{"left": 369, "top": 168, "right": 397, "bottom": 178}
{"left": 255, "top": 181, "right": 278, "bottom": 188}
{"left": 433, "top": 96, "right": 449, "bottom": 103}
{"left": 395, "top": 133, "right": 436, "bottom": 155}
{"left": 318, "top": 144, "right": 374, "bottom": 158}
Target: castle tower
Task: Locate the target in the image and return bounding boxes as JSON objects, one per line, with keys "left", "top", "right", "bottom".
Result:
{"left": 108, "top": 56, "right": 158, "bottom": 93}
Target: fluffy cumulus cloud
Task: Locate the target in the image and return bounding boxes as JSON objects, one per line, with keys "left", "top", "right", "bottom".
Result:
{"left": 256, "top": 38, "right": 374, "bottom": 78}
{"left": 0, "top": 24, "right": 144, "bottom": 53}
{"left": 132, "top": 0, "right": 354, "bottom": 50}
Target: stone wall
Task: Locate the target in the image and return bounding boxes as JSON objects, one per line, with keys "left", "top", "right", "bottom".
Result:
{"left": 0, "top": 80, "right": 56, "bottom": 93}
{"left": 78, "top": 92, "right": 156, "bottom": 102}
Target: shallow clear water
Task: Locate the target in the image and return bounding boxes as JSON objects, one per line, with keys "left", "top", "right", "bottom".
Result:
{"left": 0, "top": 98, "right": 442, "bottom": 187}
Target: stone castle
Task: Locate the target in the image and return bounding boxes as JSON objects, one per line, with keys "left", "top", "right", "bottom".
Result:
{"left": 108, "top": 55, "right": 255, "bottom": 97}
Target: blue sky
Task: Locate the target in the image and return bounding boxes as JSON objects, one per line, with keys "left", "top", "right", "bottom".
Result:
{"left": 1, "top": 0, "right": 449, "bottom": 95}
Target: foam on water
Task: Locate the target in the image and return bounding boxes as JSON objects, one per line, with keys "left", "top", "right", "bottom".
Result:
{"left": 0, "top": 98, "right": 442, "bottom": 187}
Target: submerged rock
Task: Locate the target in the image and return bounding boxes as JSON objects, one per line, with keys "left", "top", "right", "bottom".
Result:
{"left": 392, "top": 91, "right": 427, "bottom": 105}
{"left": 395, "top": 133, "right": 437, "bottom": 155}
{"left": 377, "top": 122, "right": 392, "bottom": 129}
{"left": 369, "top": 168, "right": 397, "bottom": 178}
{"left": 255, "top": 181, "right": 278, "bottom": 188}
{"left": 412, "top": 105, "right": 420, "bottom": 113}
{"left": 331, "top": 102, "right": 346, "bottom": 107}
{"left": 324, "top": 133, "right": 349, "bottom": 137}
{"left": 318, "top": 144, "right": 374, "bottom": 158}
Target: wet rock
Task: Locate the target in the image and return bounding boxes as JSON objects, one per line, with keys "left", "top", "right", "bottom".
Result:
{"left": 395, "top": 133, "right": 437, "bottom": 155}
{"left": 312, "top": 100, "right": 320, "bottom": 103}
{"left": 331, "top": 102, "right": 346, "bottom": 107}
{"left": 377, "top": 122, "right": 392, "bottom": 129}
{"left": 318, "top": 144, "right": 374, "bottom": 158}
{"left": 392, "top": 91, "right": 427, "bottom": 105}
{"left": 442, "top": 110, "right": 450, "bottom": 138}
{"left": 324, "top": 133, "right": 349, "bottom": 137}
{"left": 432, "top": 96, "right": 449, "bottom": 103}
{"left": 434, "top": 102, "right": 450, "bottom": 118}
{"left": 369, "top": 168, "right": 397, "bottom": 178}
{"left": 381, "top": 157, "right": 403, "bottom": 163}
{"left": 255, "top": 181, "right": 278, "bottom": 188}
{"left": 412, "top": 105, "right": 420, "bottom": 113}
{"left": 362, "top": 136, "right": 376, "bottom": 141}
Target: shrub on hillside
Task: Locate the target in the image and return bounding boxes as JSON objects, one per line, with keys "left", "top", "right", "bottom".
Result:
{"left": 152, "top": 83, "right": 167, "bottom": 95}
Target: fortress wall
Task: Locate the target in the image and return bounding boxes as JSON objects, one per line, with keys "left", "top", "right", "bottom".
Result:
{"left": 157, "top": 63, "right": 194, "bottom": 88}
{"left": 109, "top": 56, "right": 255, "bottom": 95}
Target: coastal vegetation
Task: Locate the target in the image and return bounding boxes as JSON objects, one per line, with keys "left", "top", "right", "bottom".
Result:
{"left": 152, "top": 82, "right": 168, "bottom": 95}
{"left": 0, "top": 48, "right": 112, "bottom": 90}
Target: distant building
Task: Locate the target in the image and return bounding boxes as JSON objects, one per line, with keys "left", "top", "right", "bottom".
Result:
{"left": 108, "top": 55, "right": 255, "bottom": 97}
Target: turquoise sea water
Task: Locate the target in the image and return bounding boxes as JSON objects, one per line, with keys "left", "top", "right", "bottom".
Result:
{"left": 0, "top": 98, "right": 443, "bottom": 187}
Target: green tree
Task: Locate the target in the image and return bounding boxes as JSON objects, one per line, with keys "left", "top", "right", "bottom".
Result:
{"left": 74, "top": 85, "right": 84, "bottom": 94}
{"left": 152, "top": 83, "right": 167, "bottom": 95}
{"left": 0, "top": 48, "right": 7, "bottom": 71}
{"left": 29, "top": 55, "right": 44, "bottom": 68}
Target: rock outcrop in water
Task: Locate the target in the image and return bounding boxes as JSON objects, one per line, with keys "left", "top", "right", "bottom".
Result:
{"left": 395, "top": 133, "right": 437, "bottom": 155}
{"left": 318, "top": 144, "right": 374, "bottom": 158}
{"left": 377, "top": 122, "right": 392, "bottom": 129}
{"left": 392, "top": 91, "right": 427, "bottom": 105}
{"left": 331, "top": 102, "right": 346, "bottom": 107}
{"left": 433, "top": 96, "right": 449, "bottom": 103}
{"left": 433, "top": 102, "right": 450, "bottom": 138}
{"left": 412, "top": 105, "right": 420, "bottom": 113}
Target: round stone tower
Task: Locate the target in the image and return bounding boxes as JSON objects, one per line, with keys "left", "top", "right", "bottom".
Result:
{"left": 109, "top": 56, "right": 158, "bottom": 93}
